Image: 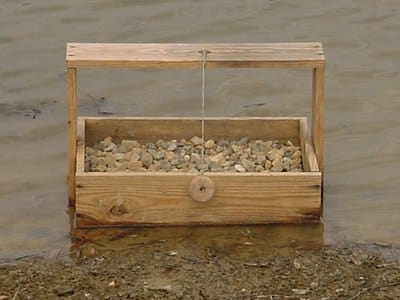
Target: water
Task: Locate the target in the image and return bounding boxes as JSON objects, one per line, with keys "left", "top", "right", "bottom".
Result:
{"left": 1, "top": 0, "right": 399, "bottom": 259}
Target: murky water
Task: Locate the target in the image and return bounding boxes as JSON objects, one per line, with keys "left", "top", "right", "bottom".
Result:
{"left": 1, "top": 0, "right": 399, "bottom": 259}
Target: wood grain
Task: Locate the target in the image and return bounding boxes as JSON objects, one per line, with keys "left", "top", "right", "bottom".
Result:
{"left": 75, "top": 172, "right": 321, "bottom": 227}
{"left": 299, "top": 118, "right": 319, "bottom": 172}
{"left": 67, "top": 68, "right": 77, "bottom": 206}
{"left": 312, "top": 66, "right": 325, "bottom": 173}
{"left": 66, "top": 43, "right": 325, "bottom": 68}
{"left": 305, "top": 139, "right": 319, "bottom": 172}
{"left": 84, "top": 117, "right": 301, "bottom": 147}
{"left": 76, "top": 118, "right": 85, "bottom": 173}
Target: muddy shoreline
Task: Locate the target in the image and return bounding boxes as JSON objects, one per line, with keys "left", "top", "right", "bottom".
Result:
{"left": 1, "top": 242, "right": 399, "bottom": 299}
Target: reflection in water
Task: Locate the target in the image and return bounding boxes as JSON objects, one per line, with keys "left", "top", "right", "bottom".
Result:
{"left": 70, "top": 222, "right": 324, "bottom": 260}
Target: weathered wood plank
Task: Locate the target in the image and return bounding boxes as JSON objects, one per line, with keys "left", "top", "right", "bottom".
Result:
{"left": 66, "top": 43, "right": 325, "bottom": 68}
{"left": 75, "top": 172, "right": 321, "bottom": 227}
{"left": 67, "top": 68, "right": 77, "bottom": 206}
{"left": 76, "top": 118, "right": 85, "bottom": 173}
{"left": 312, "top": 66, "right": 325, "bottom": 173}
{"left": 84, "top": 117, "right": 301, "bottom": 147}
{"left": 305, "top": 139, "right": 319, "bottom": 172}
{"left": 299, "top": 118, "right": 308, "bottom": 172}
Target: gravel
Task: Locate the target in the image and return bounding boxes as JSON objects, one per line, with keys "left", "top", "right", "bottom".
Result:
{"left": 85, "top": 136, "right": 303, "bottom": 173}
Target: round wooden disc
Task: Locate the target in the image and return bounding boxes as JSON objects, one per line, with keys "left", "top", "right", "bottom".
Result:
{"left": 189, "top": 175, "right": 215, "bottom": 203}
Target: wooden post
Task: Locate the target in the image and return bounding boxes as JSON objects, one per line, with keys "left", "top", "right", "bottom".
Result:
{"left": 67, "top": 67, "right": 77, "bottom": 206}
{"left": 312, "top": 65, "right": 325, "bottom": 174}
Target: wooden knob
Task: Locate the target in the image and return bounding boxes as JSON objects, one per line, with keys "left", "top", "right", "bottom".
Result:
{"left": 189, "top": 175, "right": 215, "bottom": 203}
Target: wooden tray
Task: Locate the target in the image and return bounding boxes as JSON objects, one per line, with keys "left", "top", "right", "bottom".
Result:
{"left": 66, "top": 43, "right": 325, "bottom": 227}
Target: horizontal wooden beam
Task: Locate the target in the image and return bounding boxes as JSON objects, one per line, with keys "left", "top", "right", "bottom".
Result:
{"left": 66, "top": 43, "right": 325, "bottom": 68}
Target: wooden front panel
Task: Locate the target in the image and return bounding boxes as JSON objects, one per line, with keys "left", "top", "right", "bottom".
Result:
{"left": 75, "top": 173, "right": 321, "bottom": 227}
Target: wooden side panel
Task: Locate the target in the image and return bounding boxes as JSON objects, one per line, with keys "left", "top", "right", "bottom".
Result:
{"left": 84, "top": 117, "right": 300, "bottom": 146}
{"left": 299, "top": 118, "right": 319, "bottom": 172}
{"left": 67, "top": 43, "right": 325, "bottom": 68}
{"left": 76, "top": 118, "right": 85, "bottom": 173}
{"left": 75, "top": 173, "right": 321, "bottom": 227}
{"left": 299, "top": 118, "right": 308, "bottom": 172}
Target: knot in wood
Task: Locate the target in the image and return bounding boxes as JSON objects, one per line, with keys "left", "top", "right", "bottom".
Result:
{"left": 110, "top": 203, "right": 128, "bottom": 216}
{"left": 189, "top": 175, "right": 215, "bottom": 203}
{"left": 198, "top": 49, "right": 211, "bottom": 55}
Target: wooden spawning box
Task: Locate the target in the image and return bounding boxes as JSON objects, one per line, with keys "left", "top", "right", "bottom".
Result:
{"left": 66, "top": 43, "right": 325, "bottom": 227}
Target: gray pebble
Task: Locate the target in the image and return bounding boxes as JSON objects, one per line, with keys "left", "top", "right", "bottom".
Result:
{"left": 256, "top": 154, "right": 267, "bottom": 165}
{"left": 190, "top": 136, "right": 203, "bottom": 146}
{"left": 104, "top": 143, "right": 116, "bottom": 152}
{"left": 234, "top": 164, "right": 246, "bottom": 172}
{"left": 231, "top": 144, "right": 241, "bottom": 153}
{"left": 271, "top": 158, "right": 283, "bottom": 172}
{"left": 120, "top": 140, "right": 141, "bottom": 152}
{"left": 241, "top": 158, "right": 255, "bottom": 172}
{"left": 267, "top": 148, "right": 284, "bottom": 161}
{"left": 255, "top": 165, "right": 264, "bottom": 172}
{"left": 141, "top": 152, "right": 153, "bottom": 168}
{"left": 103, "top": 136, "right": 113, "bottom": 145}
{"left": 146, "top": 142, "right": 156, "bottom": 149}
{"left": 211, "top": 152, "right": 226, "bottom": 164}
{"left": 282, "top": 157, "right": 292, "bottom": 171}
{"left": 160, "top": 160, "right": 172, "bottom": 172}
{"left": 167, "top": 140, "right": 178, "bottom": 151}
{"left": 165, "top": 151, "right": 175, "bottom": 161}
{"left": 204, "top": 139, "right": 215, "bottom": 149}
{"left": 130, "top": 152, "right": 141, "bottom": 161}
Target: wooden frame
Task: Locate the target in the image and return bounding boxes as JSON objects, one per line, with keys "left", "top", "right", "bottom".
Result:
{"left": 66, "top": 43, "right": 325, "bottom": 227}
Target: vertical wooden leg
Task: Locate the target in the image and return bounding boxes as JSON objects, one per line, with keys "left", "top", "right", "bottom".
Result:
{"left": 67, "top": 68, "right": 77, "bottom": 206}
{"left": 312, "top": 65, "right": 324, "bottom": 173}
{"left": 312, "top": 65, "right": 325, "bottom": 206}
